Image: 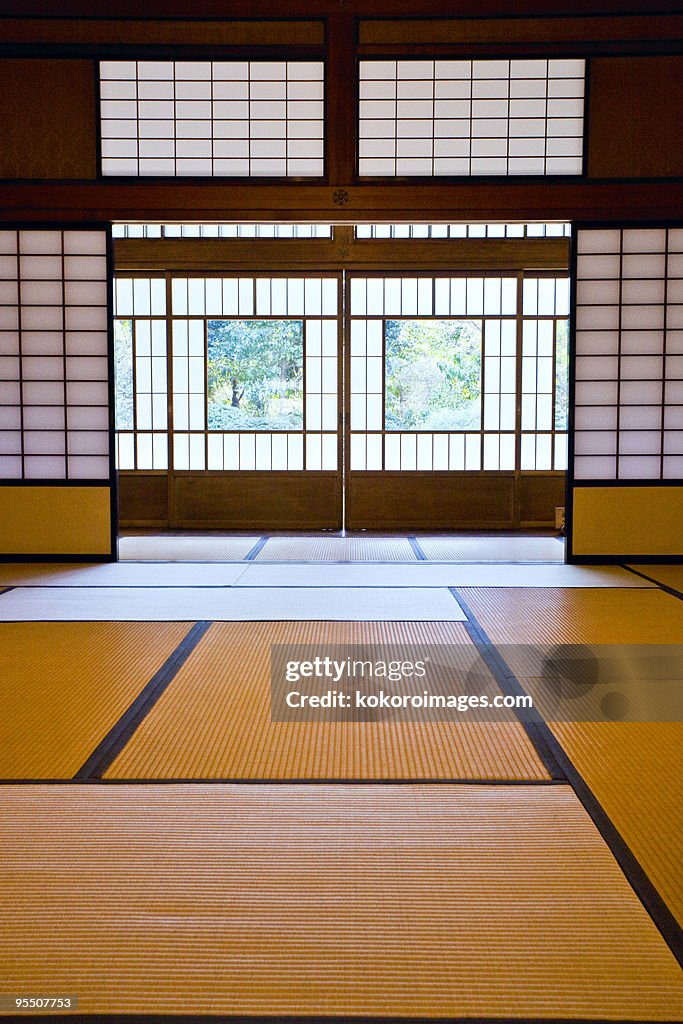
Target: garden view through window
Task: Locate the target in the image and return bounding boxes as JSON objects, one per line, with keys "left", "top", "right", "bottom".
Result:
{"left": 114, "top": 319, "right": 134, "bottom": 431}
{"left": 385, "top": 319, "right": 482, "bottom": 430}
{"left": 207, "top": 319, "right": 304, "bottom": 430}
{"left": 112, "top": 270, "right": 569, "bottom": 472}
{"left": 554, "top": 320, "right": 569, "bottom": 431}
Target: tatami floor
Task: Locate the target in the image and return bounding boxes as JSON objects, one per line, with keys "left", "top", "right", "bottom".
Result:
{"left": 0, "top": 532, "right": 681, "bottom": 1021}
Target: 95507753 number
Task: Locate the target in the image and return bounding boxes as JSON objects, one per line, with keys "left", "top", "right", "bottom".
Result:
{"left": 0, "top": 996, "right": 78, "bottom": 1011}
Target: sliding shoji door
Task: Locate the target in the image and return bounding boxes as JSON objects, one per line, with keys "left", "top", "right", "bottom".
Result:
{"left": 569, "top": 225, "right": 683, "bottom": 560}
{"left": 114, "top": 273, "right": 341, "bottom": 530}
{"left": 345, "top": 270, "right": 569, "bottom": 530}
{"left": 0, "top": 226, "right": 115, "bottom": 559}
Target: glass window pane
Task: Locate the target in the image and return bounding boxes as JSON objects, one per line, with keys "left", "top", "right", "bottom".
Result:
{"left": 385, "top": 319, "right": 482, "bottom": 430}
{"left": 114, "top": 320, "right": 133, "bottom": 430}
{"left": 207, "top": 319, "right": 303, "bottom": 430}
{"left": 555, "top": 319, "right": 569, "bottom": 430}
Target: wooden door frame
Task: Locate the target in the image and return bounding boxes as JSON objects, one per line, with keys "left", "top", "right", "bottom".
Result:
{"left": 114, "top": 228, "right": 568, "bottom": 531}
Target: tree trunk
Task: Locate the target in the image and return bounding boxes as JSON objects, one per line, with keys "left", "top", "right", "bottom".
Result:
{"left": 231, "top": 378, "right": 241, "bottom": 407}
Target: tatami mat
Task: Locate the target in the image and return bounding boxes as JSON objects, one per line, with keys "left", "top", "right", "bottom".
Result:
{"left": 105, "top": 621, "right": 547, "bottom": 781}
{"left": 0, "top": 586, "right": 466, "bottom": 621}
{"left": 0, "top": 562, "right": 248, "bottom": 587}
{"left": 630, "top": 563, "right": 683, "bottom": 595}
{"left": 459, "top": 587, "right": 683, "bottom": 644}
{"left": 256, "top": 536, "right": 418, "bottom": 561}
{"left": 1, "top": 785, "right": 681, "bottom": 1019}
{"left": 118, "top": 534, "right": 259, "bottom": 561}
{"left": 459, "top": 587, "right": 683, "bottom": 924}
{"left": 0, "top": 561, "right": 649, "bottom": 590}
{"left": 0, "top": 622, "right": 191, "bottom": 778}
{"left": 237, "top": 562, "right": 651, "bottom": 588}
{"left": 549, "top": 721, "right": 683, "bottom": 926}
{"left": 417, "top": 534, "right": 564, "bottom": 562}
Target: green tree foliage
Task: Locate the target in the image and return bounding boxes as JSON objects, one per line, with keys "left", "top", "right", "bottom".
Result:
{"left": 385, "top": 319, "right": 482, "bottom": 430}
{"left": 114, "top": 319, "right": 134, "bottom": 430}
{"left": 554, "top": 319, "right": 569, "bottom": 430}
{"left": 207, "top": 319, "right": 304, "bottom": 430}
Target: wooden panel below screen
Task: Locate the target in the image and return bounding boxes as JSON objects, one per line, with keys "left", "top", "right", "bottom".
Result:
{"left": 347, "top": 473, "right": 517, "bottom": 530}
{"left": 119, "top": 472, "right": 564, "bottom": 530}
{"left": 172, "top": 472, "right": 341, "bottom": 530}
{"left": 519, "top": 474, "right": 566, "bottom": 528}
{"left": 118, "top": 474, "right": 169, "bottom": 529}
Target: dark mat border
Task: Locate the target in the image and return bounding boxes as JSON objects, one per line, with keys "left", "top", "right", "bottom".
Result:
{"left": 74, "top": 621, "right": 212, "bottom": 779}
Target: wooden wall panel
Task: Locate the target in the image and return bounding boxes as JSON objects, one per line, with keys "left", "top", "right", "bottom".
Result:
{"left": 570, "top": 485, "right": 683, "bottom": 560}
{"left": 0, "top": 60, "right": 97, "bottom": 180}
{"left": 172, "top": 473, "right": 341, "bottom": 530}
{"left": 118, "top": 472, "right": 565, "bottom": 531}
{"left": 0, "top": 19, "right": 324, "bottom": 47}
{"left": 588, "top": 57, "right": 683, "bottom": 179}
{"left": 118, "top": 474, "right": 169, "bottom": 528}
{"left": 519, "top": 474, "right": 566, "bottom": 528}
{"left": 346, "top": 473, "right": 516, "bottom": 530}
{"left": 359, "top": 15, "right": 683, "bottom": 48}
{"left": 0, "top": 485, "right": 113, "bottom": 559}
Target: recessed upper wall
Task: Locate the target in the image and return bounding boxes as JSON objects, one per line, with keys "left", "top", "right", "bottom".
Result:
{"left": 0, "top": 47, "right": 681, "bottom": 185}
{"left": 0, "top": 60, "right": 97, "bottom": 180}
{"left": 587, "top": 57, "right": 683, "bottom": 180}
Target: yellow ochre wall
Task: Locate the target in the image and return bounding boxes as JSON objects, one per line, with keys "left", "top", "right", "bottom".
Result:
{"left": 0, "top": 486, "right": 113, "bottom": 558}
{"left": 572, "top": 486, "right": 683, "bottom": 558}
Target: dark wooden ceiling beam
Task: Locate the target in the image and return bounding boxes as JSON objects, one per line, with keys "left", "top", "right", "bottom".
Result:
{"left": 2, "top": 1, "right": 681, "bottom": 17}
{"left": 0, "top": 181, "right": 680, "bottom": 223}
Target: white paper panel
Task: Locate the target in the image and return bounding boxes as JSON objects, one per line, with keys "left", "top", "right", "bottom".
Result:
{"left": 359, "top": 59, "right": 584, "bottom": 176}
{"left": 573, "top": 226, "right": 680, "bottom": 481}
{"left": 0, "top": 229, "right": 111, "bottom": 481}
{"left": 101, "top": 62, "right": 324, "bottom": 178}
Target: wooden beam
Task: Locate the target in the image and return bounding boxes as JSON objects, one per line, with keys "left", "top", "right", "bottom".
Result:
{"left": 1, "top": 2, "right": 680, "bottom": 19}
{"left": 1, "top": 181, "right": 680, "bottom": 223}
{"left": 114, "top": 237, "right": 569, "bottom": 273}
{"left": 326, "top": 11, "right": 357, "bottom": 185}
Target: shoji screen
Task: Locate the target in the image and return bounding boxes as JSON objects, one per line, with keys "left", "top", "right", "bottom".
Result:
{"left": 169, "top": 276, "right": 338, "bottom": 471}
{"left": 348, "top": 275, "right": 518, "bottom": 471}
{"left": 100, "top": 61, "right": 324, "bottom": 177}
{"left": 569, "top": 225, "right": 683, "bottom": 559}
{"left": 113, "top": 277, "right": 168, "bottom": 471}
{"left": 359, "top": 59, "right": 584, "bottom": 177}
{"left": 0, "top": 227, "right": 114, "bottom": 559}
